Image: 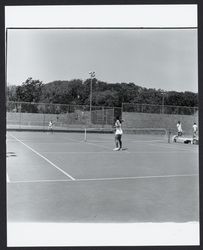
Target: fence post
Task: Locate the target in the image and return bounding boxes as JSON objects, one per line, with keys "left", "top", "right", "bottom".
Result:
{"left": 121, "top": 103, "right": 124, "bottom": 117}
{"left": 102, "top": 107, "right": 104, "bottom": 127}
{"left": 141, "top": 104, "right": 144, "bottom": 113}
{"left": 19, "top": 103, "right": 22, "bottom": 129}
{"left": 168, "top": 129, "right": 171, "bottom": 143}
{"left": 193, "top": 107, "right": 196, "bottom": 115}
{"left": 113, "top": 107, "right": 115, "bottom": 124}
{"left": 43, "top": 109, "right": 45, "bottom": 132}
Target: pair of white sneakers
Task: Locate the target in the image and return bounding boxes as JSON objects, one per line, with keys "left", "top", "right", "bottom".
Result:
{"left": 113, "top": 147, "right": 121, "bottom": 151}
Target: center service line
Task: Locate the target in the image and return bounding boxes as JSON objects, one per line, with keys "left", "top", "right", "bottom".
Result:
{"left": 10, "top": 134, "right": 75, "bottom": 181}
{"left": 68, "top": 137, "right": 115, "bottom": 151}
{"left": 69, "top": 137, "right": 130, "bottom": 153}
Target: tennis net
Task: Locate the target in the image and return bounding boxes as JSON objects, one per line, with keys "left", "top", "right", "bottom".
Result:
{"left": 83, "top": 127, "right": 169, "bottom": 142}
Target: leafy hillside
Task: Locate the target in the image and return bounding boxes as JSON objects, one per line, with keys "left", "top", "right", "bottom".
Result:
{"left": 7, "top": 77, "right": 198, "bottom": 108}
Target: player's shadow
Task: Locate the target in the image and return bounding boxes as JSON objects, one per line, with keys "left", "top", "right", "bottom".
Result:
{"left": 6, "top": 152, "right": 17, "bottom": 157}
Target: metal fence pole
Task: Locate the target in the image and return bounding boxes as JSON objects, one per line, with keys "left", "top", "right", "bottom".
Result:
{"left": 19, "top": 103, "right": 22, "bottom": 129}
{"left": 113, "top": 107, "right": 115, "bottom": 124}
{"left": 43, "top": 106, "right": 46, "bottom": 132}
{"left": 102, "top": 106, "right": 104, "bottom": 127}
{"left": 121, "top": 103, "right": 124, "bottom": 117}
{"left": 193, "top": 107, "right": 196, "bottom": 115}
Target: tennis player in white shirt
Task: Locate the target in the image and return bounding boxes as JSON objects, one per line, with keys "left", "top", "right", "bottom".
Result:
{"left": 113, "top": 117, "right": 123, "bottom": 151}
{"left": 177, "top": 121, "right": 183, "bottom": 136}
{"left": 193, "top": 122, "right": 198, "bottom": 138}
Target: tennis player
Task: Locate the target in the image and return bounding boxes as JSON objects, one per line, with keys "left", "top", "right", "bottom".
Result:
{"left": 176, "top": 121, "right": 183, "bottom": 136}
{"left": 113, "top": 116, "right": 123, "bottom": 151}
{"left": 193, "top": 122, "right": 198, "bottom": 138}
{"left": 48, "top": 120, "right": 53, "bottom": 133}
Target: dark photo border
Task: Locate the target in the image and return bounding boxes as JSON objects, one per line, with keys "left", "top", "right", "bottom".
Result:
{"left": 0, "top": 1, "right": 202, "bottom": 249}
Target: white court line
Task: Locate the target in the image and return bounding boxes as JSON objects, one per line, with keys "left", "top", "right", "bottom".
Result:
{"left": 67, "top": 136, "right": 127, "bottom": 153}
{"left": 9, "top": 134, "right": 75, "bottom": 181}
{"left": 7, "top": 140, "right": 83, "bottom": 144}
{"left": 68, "top": 137, "right": 114, "bottom": 151}
{"left": 46, "top": 136, "right": 197, "bottom": 154}
{"left": 8, "top": 173, "right": 198, "bottom": 184}
{"left": 41, "top": 150, "right": 193, "bottom": 154}
{"left": 85, "top": 140, "right": 130, "bottom": 153}
{"left": 49, "top": 136, "right": 193, "bottom": 155}
{"left": 127, "top": 139, "right": 166, "bottom": 143}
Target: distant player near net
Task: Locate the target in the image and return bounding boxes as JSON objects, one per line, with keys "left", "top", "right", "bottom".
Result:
{"left": 176, "top": 121, "right": 183, "bottom": 136}
{"left": 48, "top": 120, "right": 54, "bottom": 133}
{"left": 113, "top": 116, "right": 124, "bottom": 151}
{"left": 193, "top": 122, "right": 198, "bottom": 139}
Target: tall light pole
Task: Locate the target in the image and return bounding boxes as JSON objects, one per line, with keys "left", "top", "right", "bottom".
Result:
{"left": 89, "top": 71, "right": 95, "bottom": 124}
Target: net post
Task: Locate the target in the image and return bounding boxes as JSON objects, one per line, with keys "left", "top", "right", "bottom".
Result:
{"left": 168, "top": 129, "right": 171, "bottom": 143}
{"left": 84, "top": 128, "right": 87, "bottom": 142}
{"left": 43, "top": 108, "right": 45, "bottom": 132}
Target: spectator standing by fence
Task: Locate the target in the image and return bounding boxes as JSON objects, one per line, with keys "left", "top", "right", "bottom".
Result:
{"left": 193, "top": 122, "right": 198, "bottom": 138}
{"left": 177, "top": 121, "right": 183, "bottom": 136}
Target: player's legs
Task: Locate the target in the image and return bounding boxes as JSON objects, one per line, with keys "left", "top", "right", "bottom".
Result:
{"left": 113, "top": 135, "right": 119, "bottom": 150}
{"left": 48, "top": 125, "right": 53, "bottom": 133}
{"left": 115, "top": 135, "right": 119, "bottom": 148}
{"left": 193, "top": 131, "right": 197, "bottom": 138}
{"left": 118, "top": 134, "right": 122, "bottom": 149}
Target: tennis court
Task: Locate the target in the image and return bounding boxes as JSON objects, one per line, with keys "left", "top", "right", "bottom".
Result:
{"left": 7, "top": 130, "right": 199, "bottom": 223}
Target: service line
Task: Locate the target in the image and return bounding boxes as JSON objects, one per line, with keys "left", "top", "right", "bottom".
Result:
{"left": 8, "top": 173, "right": 198, "bottom": 184}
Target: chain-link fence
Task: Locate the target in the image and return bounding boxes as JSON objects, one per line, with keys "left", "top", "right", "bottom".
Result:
{"left": 122, "top": 102, "right": 198, "bottom": 136}
{"left": 7, "top": 101, "right": 198, "bottom": 133}
{"left": 6, "top": 101, "right": 122, "bottom": 130}
{"left": 122, "top": 103, "right": 198, "bottom": 115}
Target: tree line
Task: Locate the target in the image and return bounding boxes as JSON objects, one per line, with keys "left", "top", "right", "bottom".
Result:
{"left": 7, "top": 77, "right": 198, "bottom": 108}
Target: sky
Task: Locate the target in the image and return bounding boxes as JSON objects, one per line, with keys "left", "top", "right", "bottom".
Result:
{"left": 7, "top": 28, "right": 198, "bottom": 92}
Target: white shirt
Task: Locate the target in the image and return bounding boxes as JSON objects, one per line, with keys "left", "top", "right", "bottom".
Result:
{"left": 177, "top": 123, "right": 182, "bottom": 132}
{"left": 193, "top": 124, "right": 198, "bottom": 132}
{"left": 115, "top": 120, "right": 123, "bottom": 135}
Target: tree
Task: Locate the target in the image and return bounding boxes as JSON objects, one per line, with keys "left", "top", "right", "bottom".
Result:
{"left": 92, "top": 90, "right": 120, "bottom": 107}
{"left": 9, "top": 77, "right": 198, "bottom": 110}
{"left": 16, "top": 77, "right": 44, "bottom": 103}
{"left": 7, "top": 85, "right": 18, "bottom": 101}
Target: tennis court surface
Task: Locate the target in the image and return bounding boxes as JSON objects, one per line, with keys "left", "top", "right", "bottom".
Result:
{"left": 7, "top": 130, "right": 199, "bottom": 223}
